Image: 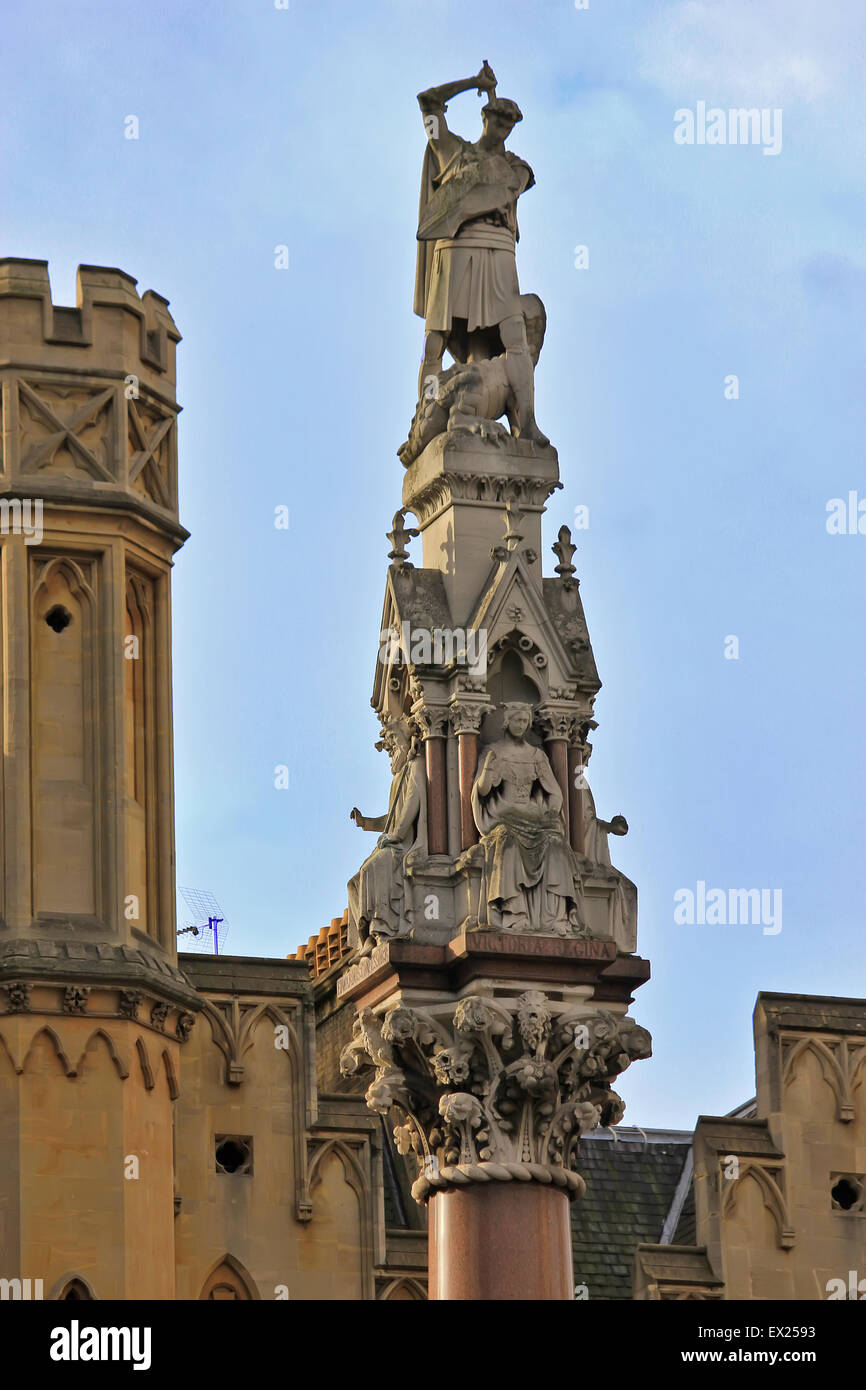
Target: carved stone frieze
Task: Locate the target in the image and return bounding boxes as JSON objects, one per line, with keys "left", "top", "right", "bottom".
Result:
{"left": 406, "top": 470, "right": 562, "bottom": 529}
{"left": 455, "top": 674, "right": 488, "bottom": 695}
{"left": 340, "top": 991, "right": 651, "bottom": 1203}
{"left": 0, "top": 967, "right": 196, "bottom": 1038}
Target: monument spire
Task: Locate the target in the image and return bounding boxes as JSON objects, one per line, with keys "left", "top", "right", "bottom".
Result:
{"left": 340, "top": 66, "right": 652, "bottom": 1301}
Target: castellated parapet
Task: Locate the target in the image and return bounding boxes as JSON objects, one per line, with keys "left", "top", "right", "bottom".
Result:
{"left": 0, "top": 259, "right": 183, "bottom": 531}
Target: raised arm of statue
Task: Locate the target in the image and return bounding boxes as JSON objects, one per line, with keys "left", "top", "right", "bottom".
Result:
{"left": 350, "top": 808, "right": 387, "bottom": 832}
{"left": 474, "top": 747, "right": 502, "bottom": 798}
{"left": 417, "top": 62, "right": 497, "bottom": 161}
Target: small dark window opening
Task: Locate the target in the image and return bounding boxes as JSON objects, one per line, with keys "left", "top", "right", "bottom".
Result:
{"left": 831, "top": 1177, "right": 861, "bottom": 1211}
{"left": 215, "top": 1136, "right": 252, "bottom": 1175}
{"left": 60, "top": 1279, "right": 92, "bottom": 1300}
{"left": 45, "top": 605, "right": 72, "bottom": 633}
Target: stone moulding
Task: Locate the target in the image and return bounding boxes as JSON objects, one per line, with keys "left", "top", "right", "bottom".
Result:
{"left": 781, "top": 1032, "right": 866, "bottom": 1124}
{"left": 401, "top": 430, "right": 561, "bottom": 529}
{"left": 410, "top": 1158, "right": 586, "bottom": 1204}
{"left": 406, "top": 470, "right": 562, "bottom": 529}
{"left": 0, "top": 976, "right": 198, "bottom": 1042}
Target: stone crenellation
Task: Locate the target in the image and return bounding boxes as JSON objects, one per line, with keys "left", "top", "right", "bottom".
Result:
{"left": 0, "top": 259, "right": 179, "bottom": 384}
{"left": 0, "top": 259, "right": 182, "bottom": 527}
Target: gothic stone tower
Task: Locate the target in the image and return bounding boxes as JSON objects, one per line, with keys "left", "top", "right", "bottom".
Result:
{"left": 0, "top": 259, "right": 199, "bottom": 1298}
{"left": 338, "top": 67, "right": 652, "bottom": 1300}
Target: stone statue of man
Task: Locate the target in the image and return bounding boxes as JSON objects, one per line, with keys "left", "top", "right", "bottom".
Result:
{"left": 470, "top": 703, "right": 585, "bottom": 934}
{"left": 413, "top": 62, "right": 548, "bottom": 447}
{"left": 348, "top": 722, "right": 427, "bottom": 953}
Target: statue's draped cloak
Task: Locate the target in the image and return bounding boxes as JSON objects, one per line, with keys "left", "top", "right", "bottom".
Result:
{"left": 349, "top": 754, "right": 427, "bottom": 940}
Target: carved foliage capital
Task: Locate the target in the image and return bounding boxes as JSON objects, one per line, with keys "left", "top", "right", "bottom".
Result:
{"left": 339, "top": 993, "right": 651, "bottom": 1201}
{"left": 449, "top": 700, "right": 489, "bottom": 736}
{"left": 412, "top": 701, "right": 450, "bottom": 740}
{"left": 535, "top": 705, "right": 576, "bottom": 741}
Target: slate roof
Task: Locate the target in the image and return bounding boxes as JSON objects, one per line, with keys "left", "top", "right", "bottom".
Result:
{"left": 388, "top": 567, "right": 453, "bottom": 631}
{"left": 672, "top": 1183, "right": 697, "bottom": 1246}
{"left": 571, "top": 1130, "right": 693, "bottom": 1300}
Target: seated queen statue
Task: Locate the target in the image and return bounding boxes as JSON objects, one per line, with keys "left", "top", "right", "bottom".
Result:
{"left": 469, "top": 703, "right": 585, "bottom": 935}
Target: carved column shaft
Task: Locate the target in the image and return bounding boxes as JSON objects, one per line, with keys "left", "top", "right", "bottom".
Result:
{"left": 457, "top": 731, "right": 479, "bottom": 850}
{"left": 568, "top": 742, "right": 585, "bottom": 855}
{"left": 428, "top": 1184, "right": 574, "bottom": 1300}
{"left": 544, "top": 737, "right": 570, "bottom": 842}
{"left": 425, "top": 735, "right": 448, "bottom": 855}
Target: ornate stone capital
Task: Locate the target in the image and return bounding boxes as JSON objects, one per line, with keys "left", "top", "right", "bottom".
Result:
{"left": 535, "top": 704, "right": 576, "bottom": 741}
{"left": 412, "top": 701, "right": 450, "bottom": 740}
{"left": 449, "top": 699, "right": 489, "bottom": 736}
{"left": 340, "top": 992, "right": 651, "bottom": 1203}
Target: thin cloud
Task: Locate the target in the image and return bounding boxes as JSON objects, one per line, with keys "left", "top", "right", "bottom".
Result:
{"left": 637, "top": 0, "right": 861, "bottom": 105}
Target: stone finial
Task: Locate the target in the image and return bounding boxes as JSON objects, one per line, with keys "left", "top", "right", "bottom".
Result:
{"left": 552, "top": 524, "right": 577, "bottom": 582}
{"left": 387, "top": 509, "right": 419, "bottom": 569}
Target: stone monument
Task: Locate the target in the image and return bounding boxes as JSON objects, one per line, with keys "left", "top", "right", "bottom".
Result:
{"left": 339, "top": 65, "right": 651, "bottom": 1301}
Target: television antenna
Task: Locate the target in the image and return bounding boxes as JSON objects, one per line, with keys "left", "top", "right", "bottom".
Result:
{"left": 177, "top": 887, "right": 229, "bottom": 955}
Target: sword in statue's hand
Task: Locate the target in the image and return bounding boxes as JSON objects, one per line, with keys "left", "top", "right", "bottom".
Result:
{"left": 476, "top": 59, "right": 497, "bottom": 99}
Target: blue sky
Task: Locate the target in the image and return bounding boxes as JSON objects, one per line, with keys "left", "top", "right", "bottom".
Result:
{"left": 3, "top": 0, "right": 864, "bottom": 1129}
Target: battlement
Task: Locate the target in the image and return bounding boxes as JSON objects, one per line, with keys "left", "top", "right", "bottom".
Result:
{"left": 0, "top": 258, "right": 182, "bottom": 524}
{"left": 0, "top": 259, "right": 180, "bottom": 392}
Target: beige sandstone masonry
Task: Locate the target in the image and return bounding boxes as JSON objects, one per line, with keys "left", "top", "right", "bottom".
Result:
{"left": 0, "top": 260, "right": 199, "bottom": 1297}
{"left": 635, "top": 993, "right": 866, "bottom": 1300}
